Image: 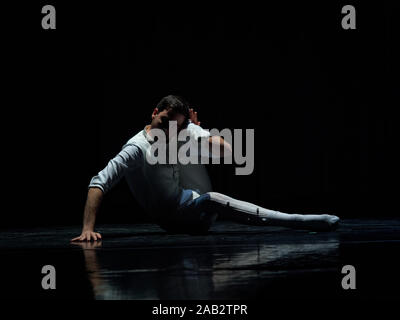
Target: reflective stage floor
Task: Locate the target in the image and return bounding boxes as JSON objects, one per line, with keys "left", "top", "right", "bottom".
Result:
{"left": 1, "top": 219, "right": 399, "bottom": 300}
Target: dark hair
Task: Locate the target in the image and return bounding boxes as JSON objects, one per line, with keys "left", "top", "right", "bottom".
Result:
{"left": 156, "top": 95, "right": 190, "bottom": 128}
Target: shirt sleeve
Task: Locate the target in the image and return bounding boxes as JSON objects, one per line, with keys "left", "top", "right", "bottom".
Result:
{"left": 88, "top": 144, "right": 143, "bottom": 194}
{"left": 186, "top": 122, "right": 211, "bottom": 140}
{"left": 185, "top": 122, "right": 213, "bottom": 158}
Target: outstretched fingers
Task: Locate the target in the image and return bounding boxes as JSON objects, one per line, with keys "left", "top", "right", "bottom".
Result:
{"left": 71, "top": 231, "right": 102, "bottom": 242}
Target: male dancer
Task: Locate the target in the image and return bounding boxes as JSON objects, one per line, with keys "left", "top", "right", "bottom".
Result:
{"left": 72, "top": 95, "right": 339, "bottom": 241}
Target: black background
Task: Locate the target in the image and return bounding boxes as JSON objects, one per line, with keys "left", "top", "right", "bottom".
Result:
{"left": 4, "top": 1, "right": 399, "bottom": 228}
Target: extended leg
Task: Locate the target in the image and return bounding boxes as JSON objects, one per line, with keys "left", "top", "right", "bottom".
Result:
{"left": 200, "top": 192, "right": 340, "bottom": 231}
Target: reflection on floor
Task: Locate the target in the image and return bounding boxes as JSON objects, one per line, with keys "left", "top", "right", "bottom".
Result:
{"left": 1, "top": 219, "right": 400, "bottom": 299}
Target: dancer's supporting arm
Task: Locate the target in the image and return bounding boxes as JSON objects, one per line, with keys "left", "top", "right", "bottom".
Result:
{"left": 71, "top": 144, "right": 143, "bottom": 241}
{"left": 71, "top": 187, "right": 104, "bottom": 241}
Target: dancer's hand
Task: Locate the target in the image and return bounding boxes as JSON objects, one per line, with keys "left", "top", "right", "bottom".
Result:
{"left": 189, "top": 108, "right": 201, "bottom": 126}
{"left": 71, "top": 230, "right": 102, "bottom": 242}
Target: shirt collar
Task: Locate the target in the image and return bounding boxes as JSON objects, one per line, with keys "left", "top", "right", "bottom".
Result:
{"left": 143, "top": 125, "right": 155, "bottom": 144}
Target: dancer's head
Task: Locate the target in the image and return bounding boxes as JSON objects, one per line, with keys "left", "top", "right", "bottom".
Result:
{"left": 150, "top": 95, "right": 190, "bottom": 139}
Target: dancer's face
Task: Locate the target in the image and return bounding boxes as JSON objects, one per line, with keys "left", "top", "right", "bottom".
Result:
{"left": 150, "top": 108, "right": 186, "bottom": 140}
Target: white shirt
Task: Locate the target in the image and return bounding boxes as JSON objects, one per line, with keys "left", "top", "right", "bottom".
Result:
{"left": 88, "top": 123, "right": 212, "bottom": 215}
